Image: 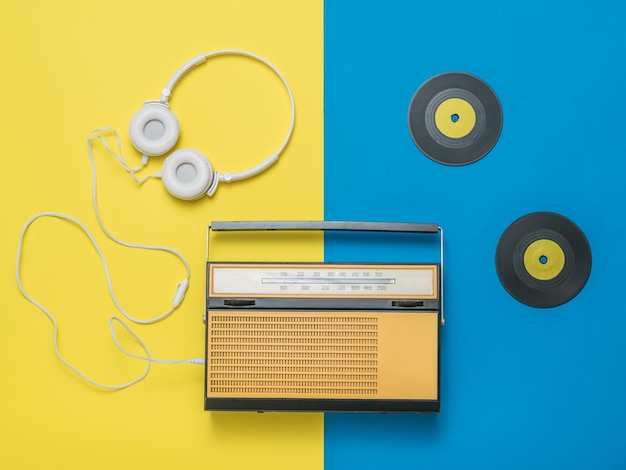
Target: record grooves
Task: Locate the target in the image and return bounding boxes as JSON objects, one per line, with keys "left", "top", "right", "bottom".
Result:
{"left": 408, "top": 72, "right": 502, "bottom": 166}
{"left": 495, "top": 212, "right": 591, "bottom": 308}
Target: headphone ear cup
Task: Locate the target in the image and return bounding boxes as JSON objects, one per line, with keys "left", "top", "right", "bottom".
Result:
{"left": 161, "top": 149, "right": 214, "bottom": 200}
{"left": 129, "top": 103, "right": 180, "bottom": 156}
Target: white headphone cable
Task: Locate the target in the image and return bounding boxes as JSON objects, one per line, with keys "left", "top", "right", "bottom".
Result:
{"left": 15, "top": 214, "right": 203, "bottom": 390}
{"left": 87, "top": 128, "right": 189, "bottom": 323}
{"left": 88, "top": 127, "right": 162, "bottom": 185}
{"left": 14, "top": 131, "right": 202, "bottom": 390}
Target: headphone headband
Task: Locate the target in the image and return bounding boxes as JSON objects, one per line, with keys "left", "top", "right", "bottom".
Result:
{"left": 138, "top": 49, "right": 296, "bottom": 197}
{"left": 159, "top": 50, "right": 295, "bottom": 155}
{"left": 159, "top": 54, "right": 207, "bottom": 103}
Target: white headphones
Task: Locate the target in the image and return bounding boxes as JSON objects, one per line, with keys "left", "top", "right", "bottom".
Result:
{"left": 15, "top": 50, "right": 297, "bottom": 390}
{"left": 128, "top": 50, "right": 296, "bottom": 200}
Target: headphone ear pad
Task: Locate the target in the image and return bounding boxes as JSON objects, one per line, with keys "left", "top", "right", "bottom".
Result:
{"left": 161, "top": 149, "right": 214, "bottom": 200}
{"left": 129, "top": 104, "right": 180, "bottom": 156}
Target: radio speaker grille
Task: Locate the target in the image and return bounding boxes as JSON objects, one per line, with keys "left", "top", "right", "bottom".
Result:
{"left": 208, "top": 313, "right": 378, "bottom": 398}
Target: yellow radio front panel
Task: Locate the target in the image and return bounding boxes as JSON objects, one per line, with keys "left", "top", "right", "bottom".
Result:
{"left": 206, "top": 310, "right": 439, "bottom": 402}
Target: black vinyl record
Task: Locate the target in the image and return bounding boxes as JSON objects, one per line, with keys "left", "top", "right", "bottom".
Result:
{"left": 495, "top": 212, "right": 592, "bottom": 308}
{"left": 408, "top": 72, "right": 502, "bottom": 166}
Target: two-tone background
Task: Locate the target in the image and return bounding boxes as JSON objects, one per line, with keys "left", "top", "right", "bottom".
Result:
{"left": 2, "top": 1, "right": 625, "bottom": 468}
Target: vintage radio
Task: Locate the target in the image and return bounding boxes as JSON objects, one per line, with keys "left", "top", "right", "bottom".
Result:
{"left": 204, "top": 221, "right": 444, "bottom": 412}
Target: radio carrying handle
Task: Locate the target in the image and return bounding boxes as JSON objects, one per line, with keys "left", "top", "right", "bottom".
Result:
{"left": 206, "top": 221, "right": 445, "bottom": 326}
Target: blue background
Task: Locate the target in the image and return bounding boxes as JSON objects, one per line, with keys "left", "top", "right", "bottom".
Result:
{"left": 324, "top": 1, "right": 626, "bottom": 468}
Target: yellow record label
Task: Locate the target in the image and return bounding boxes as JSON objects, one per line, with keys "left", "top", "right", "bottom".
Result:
{"left": 523, "top": 239, "right": 565, "bottom": 281}
{"left": 434, "top": 98, "right": 476, "bottom": 138}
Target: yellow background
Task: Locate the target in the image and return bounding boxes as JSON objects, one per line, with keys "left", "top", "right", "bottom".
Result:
{"left": 1, "top": 1, "right": 324, "bottom": 468}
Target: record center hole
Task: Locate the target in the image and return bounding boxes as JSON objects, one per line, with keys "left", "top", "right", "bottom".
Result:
{"left": 450, "top": 113, "right": 459, "bottom": 123}
{"left": 539, "top": 255, "right": 548, "bottom": 265}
